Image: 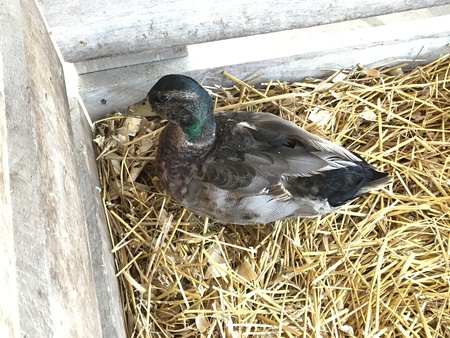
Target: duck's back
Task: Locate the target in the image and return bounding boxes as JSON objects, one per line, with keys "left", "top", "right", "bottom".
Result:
{"left": 157, "top": 111, "right": 390, "bottom": 224}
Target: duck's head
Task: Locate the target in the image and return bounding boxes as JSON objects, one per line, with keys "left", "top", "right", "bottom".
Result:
{"left": 146, "top": 74, "right": 215, "bottom": 142}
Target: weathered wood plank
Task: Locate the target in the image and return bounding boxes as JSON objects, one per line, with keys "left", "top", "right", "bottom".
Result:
{"left": 2, "top": 0, "right": 102, "bottom": 336}
{"left": 0, "top": 48, "right": 20, "bottom": 338}
{"left": 67, "top": 89, "right": 127, "bottom": 337}
{"left": 78, "top": 6, "right": 450, "bottom": 121}
{"left": 38, "top": 0, "right": 450, "bottom": 64}
{"left": 74, "top": 46, "right": 188, "bottom": 75}
{"left": 1, "top": 0, "right": 125, "bottom": 337}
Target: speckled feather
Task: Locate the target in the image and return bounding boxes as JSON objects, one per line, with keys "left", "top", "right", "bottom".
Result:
{"left": 149, "top": 75, "right": 391, "bottom": 224}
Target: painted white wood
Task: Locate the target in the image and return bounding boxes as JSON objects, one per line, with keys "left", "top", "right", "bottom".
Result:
{"left": 78, "top": 6, "right": 450, "bottom": 120}
{"left": 39, "top": 0, "right": 450, "bottom": 64}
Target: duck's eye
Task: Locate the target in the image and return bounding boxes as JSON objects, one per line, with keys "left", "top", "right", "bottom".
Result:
{"left": 158, "top": 94, "right": 170, "bottom": 102}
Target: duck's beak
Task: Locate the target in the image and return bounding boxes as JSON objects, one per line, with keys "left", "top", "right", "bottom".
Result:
{"left": 126, "top": 96, "right": 155, "bottom": 117}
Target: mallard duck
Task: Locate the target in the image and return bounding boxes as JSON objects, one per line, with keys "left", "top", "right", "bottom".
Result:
{"left": 134, "top": 74, "right": 391, "bottom": 225}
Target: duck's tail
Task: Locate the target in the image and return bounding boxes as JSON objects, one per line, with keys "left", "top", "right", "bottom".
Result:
{"left": 357, "top": 170, "right": 392, "bottom": 196}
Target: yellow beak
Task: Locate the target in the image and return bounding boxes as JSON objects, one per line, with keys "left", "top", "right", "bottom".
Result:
{"left": 126, "top": 96, "right": 155, "bottom": 117}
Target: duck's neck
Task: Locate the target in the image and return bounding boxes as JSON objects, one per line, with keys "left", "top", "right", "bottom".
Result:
{"left": 157, "top": 120, "right": 214, "bottom": 196}
{"left": 182, "top": 107, "right": 216, "bottom": 146}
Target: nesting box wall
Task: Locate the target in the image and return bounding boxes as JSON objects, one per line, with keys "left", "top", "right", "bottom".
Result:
{"left": 39, "top": 0, "right": 449, "bottom": 67}
{"left": 0, "top": 38, "right": 20, "bottom": 338}
{"left": 38, "top": 0, "right": 450, "bottom": 121}
{"left": 0, "top": 0, "right": 124, "bottom": 337}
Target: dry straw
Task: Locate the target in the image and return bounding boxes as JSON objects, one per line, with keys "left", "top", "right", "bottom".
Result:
{"left": 94, "top": 54, "right": 450, "bottom": 337}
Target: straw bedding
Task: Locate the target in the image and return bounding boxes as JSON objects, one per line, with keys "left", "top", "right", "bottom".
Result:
{"left": 94, "top": 55, "right": 450, "bottom": 337}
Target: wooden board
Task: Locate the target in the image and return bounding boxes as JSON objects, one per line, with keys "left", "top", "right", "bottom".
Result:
{"left": 68, "top": 94, "right": 127, "bottom": 338}
{"left": 0, "top": 0, "right": 125, "bottom": 336}
{"left": 0, "top": 46, "right": 20, "bottom": 338}
{"left": 77, "top": 5, "right": 450, "bottom": 120}
{"left": 39, "top": 0, "right": 450, "bottom": 67}
{"left": 74, "top": 46, "right": 188, "bottom": 74}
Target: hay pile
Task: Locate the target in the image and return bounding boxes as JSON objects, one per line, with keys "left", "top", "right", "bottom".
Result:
{"left": 94, "top": 55, "right": 450, "bottom": 337}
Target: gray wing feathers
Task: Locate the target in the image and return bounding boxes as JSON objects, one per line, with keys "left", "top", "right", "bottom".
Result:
{"left": 198, "top": 111, "right": 363, "bottom": 191}
{"left": 249, "top": 113, "right": 362, "bottom": 162}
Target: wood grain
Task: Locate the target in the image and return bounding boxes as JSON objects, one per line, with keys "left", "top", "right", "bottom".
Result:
{"left": 0, "top": 44, "right": 20, "bottom": 338}
{"left": 39, "top": 0, "right": 450, "bottom": 63}
{"left": 77, "top": 6, "right": 450, "bottom": 120}
{"left": 0, "top": 0, "right": 125, "bottom": 336}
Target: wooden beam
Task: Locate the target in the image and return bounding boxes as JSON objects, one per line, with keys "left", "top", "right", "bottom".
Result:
{"left": 0, "top": 0, "right": 125, "bottom": 336}
{"left": 78, "top": 6, "right": 450, "bottom": 121}
{"left": 68, "top": 93, "right": 127, "bottom": 338}
{"left": 0, "top": 47, "right": 20, "bottom": 338}
{"left": 73, "top": 46, "right": 188, "bottom": 74}
{"left": 39, "top": 0, "right": 450, "bottom": 64}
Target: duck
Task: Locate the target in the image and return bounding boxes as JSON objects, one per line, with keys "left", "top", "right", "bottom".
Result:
{"left": 133, "top": 74, "right": 391, "bottom": 225}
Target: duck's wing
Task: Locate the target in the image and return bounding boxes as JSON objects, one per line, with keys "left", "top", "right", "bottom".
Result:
{"left": 197, "top": 111, "right": 389, "bottom": 203}
{"left": 241, "top": 111, "right": 363, "bottom": 161}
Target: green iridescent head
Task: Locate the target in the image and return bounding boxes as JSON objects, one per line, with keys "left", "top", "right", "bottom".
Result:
{"left": 147, "top": 74, "right": 215, "bottom": 142}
